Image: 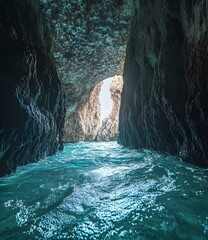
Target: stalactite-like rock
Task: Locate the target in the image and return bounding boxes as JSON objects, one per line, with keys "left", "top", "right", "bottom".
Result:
{"left": 0, "top": 0, "right": 65, "bottom": 176}
{"left": 119, "top": 0, "right": 208, "bottom": 166}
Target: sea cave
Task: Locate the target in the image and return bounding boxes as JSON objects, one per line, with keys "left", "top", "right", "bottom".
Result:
{"left": 0, "top": 0, "right": 208, "bottom": 239}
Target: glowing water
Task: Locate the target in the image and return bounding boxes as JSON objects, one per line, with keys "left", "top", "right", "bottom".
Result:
{"left": 99, "top": 78, "right": 113, "bottom": 120}
{"left": 0, "top": 142, "right": 208, "bottom": 239}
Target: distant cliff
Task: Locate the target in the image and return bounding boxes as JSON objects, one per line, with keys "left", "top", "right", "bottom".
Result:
{"left": 64, "top": 83, "right": 102, "bottom": 142}
{"left": 119, "top": 0, "right": 208, "bottom": 167}
{"left": 64, "top": 76, "right": 123, "bottom": 142}
{"left": 0, "top": 0, "right": 65, "bottom": 176}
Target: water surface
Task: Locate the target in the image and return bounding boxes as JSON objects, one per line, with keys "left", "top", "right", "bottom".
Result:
{"left": 0, "top": 142, "right": 208, "bottom": 239}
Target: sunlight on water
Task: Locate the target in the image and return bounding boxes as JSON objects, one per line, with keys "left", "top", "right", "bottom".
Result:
{"left": 0, "top": 142, "right": 208, "bottom": 239}
{"left": 91, "top": 165, "right": 129, "bottom": 177}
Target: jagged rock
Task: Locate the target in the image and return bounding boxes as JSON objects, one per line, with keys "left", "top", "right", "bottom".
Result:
{"left": 97, "top": 76, "right": 123, "bottom": 141}
{"left": 119, "top": 0, "right": 208, "bottom": 166}
{"left": 64, "top": 83, "right": 102, "bottom": 142}
{"left": 64, "top": 76, "right": 123, "bottom": 142}
{"left": 0, "top": 0, "right": 65, "bottom": 177}
{"left": 41, "top": 0, "right": 131, "bottom": 112}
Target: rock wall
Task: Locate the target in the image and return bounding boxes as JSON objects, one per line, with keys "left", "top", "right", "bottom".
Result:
{"left": 64, "top": 76, "right": 123, "bottom": 142}
{"left": 41, "top": 0, "right": 130, "bottom": 112}
{"left": 97, "top": 76, "right": 123, "bottom": 141}
{"left": 64, "top": 83, "right": 102, "bottom": 142}
{"left": 0, "top": 0, "right": 65, "bottom": 176}
{"left": 119, "top": 1, "right": 208, "bottom": 166}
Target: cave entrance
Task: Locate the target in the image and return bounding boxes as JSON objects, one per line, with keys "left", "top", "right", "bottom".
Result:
{"left": 99, "top": 77, "right": 114, "bottom": 121}
{"left": 96, "top": 75, "right": 123, "bottom": 141}
{"left": 64, "top": 75, "right": 123, "bottom": 143}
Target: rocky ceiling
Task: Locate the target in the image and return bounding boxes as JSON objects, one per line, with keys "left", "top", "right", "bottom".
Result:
{"left": 41, "top": 0, "right": 131, "bottom": 112}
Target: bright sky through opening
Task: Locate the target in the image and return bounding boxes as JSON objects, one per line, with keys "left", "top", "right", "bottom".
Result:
{"left": 99, "top": 77, "right": 113, "bottom": 120}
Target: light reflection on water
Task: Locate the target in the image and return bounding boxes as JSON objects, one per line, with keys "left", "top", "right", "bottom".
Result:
{"left": 0, "top": 141, "right": 208, "bottom": 239}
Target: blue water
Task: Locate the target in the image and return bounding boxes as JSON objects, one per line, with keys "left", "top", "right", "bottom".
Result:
{"left": 0, "top": 142, "right": 208, "bottom": 240}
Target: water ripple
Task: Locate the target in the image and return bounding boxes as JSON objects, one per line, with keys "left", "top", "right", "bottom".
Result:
{"left": 0, "top": 142, "right": 208, "bottom": 239}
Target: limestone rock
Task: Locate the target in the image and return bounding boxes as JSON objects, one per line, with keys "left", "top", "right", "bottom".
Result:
{"left": 64, "top": 83, "right": 102, "bottom": 142}
{"left": 41, "top": 0, "right": 131, "bottom": 112}
{"left": 97, "top": 76, "right": 123, "bottom": 141}
{"left": 64, "top": 76, "right": 123, "bottom": 142}
{"left": 0, "top": 0, "right": 65, "bottom": 177}
{"left": 119, "top": 0, "right": 208, "bottom": 166}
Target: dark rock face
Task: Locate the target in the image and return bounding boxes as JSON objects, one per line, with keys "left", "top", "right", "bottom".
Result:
{"left": 0, "top": 0, "right": 65, "bottom": 176}
{"left": 119, "top": 1, "right": 208, "bottom": 166}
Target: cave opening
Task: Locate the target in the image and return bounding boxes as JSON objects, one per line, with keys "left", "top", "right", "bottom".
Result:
{"left": 96, "top": 75, "right": 123, "bottom": 141}
{"left": 1, "top": 0, "right": 208, "bottom": 238}
{"left": 99, "top": 77, "right": 114, "bottom": 121}
{"left": 64, "top": 75, "right": 123, "bottom": 143}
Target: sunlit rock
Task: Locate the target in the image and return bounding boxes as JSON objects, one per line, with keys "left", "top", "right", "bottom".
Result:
{"left": 64, "top": 76, "right": 123, "bottom": 142}
{"left": 64, "top": 83, "right": 102, "bottom": 142}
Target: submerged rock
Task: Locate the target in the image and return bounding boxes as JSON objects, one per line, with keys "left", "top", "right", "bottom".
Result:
{"left": 0, "top": 0, "right": 65, "bottom": 176}
{"left": 119, "top": 0, "right": 208, "bottom": 166}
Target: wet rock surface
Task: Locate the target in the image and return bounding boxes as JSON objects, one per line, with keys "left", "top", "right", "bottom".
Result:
{"left": 119, "top": 0, "right": 208, "bottom": 166}
{"left": 0, "top": 0, "right": 65, "bottom": 176}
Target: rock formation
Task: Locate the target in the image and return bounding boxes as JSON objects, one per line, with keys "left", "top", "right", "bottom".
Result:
{"left": 40, "top": 0, "right": 131, "bottom": 111}
{"left": 64, "top": 83, "right": 102, "bottom": 142}
{"left": 97, "top": 76, "right": 123, "bottom": 141}
{"left": 64, "top": 76, "right": 123, "bottom": 142}
{"left": 119, "top": 1, "right": 208, "bottom": 166}
{"left": 0, "top": 0, "right": 65, "bottom": 177}
{"left": 0, "top": 0, "right": 130, "bottom": 176}
{"left": 2, "top": 0, "right": 208, "bottom": 178}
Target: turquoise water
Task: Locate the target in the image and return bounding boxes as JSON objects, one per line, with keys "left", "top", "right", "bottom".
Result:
{"left": 0, "top": 142, "right": 208, "bottom": 240}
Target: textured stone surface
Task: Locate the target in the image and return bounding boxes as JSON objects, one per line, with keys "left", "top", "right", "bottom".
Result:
{"left": 119, "top": 0, "right": 208, "bottom": 166}
{"left": 64, "top": 83, "right": 102, "bottom": 142}
{"left": 0, "top": 0, "right": 65, "bottom": 176}
{"left": 97, "top": 75, "right": 123, "bottom": 141}
{"left": 64, "top": 75, "right": 123, "bottom": 142}
{"left": 41, "top": 0, "right": 131, "bottom": 112}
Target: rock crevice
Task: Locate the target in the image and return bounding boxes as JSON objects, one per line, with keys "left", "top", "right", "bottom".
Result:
{"left": 64, "top": 76, "right": 123, "bottom": 142}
